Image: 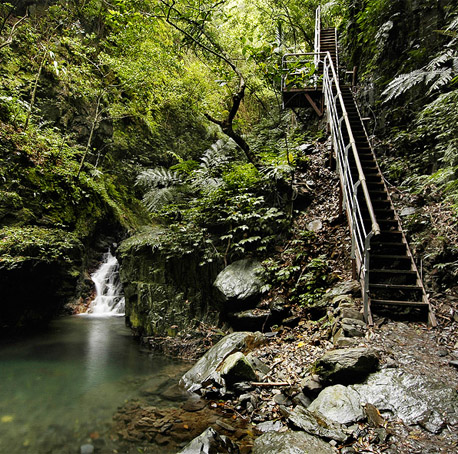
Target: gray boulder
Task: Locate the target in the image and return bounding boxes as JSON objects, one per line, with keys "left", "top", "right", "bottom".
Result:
{"left": 353, "top": 368, "right": 458, "bottom": 433}
{"left": 252, "top": 430, "right": 335, "bottom": 454}
{"left": 177, "top": 427, "right": 239, "bottom": 453}
{"left": 220, "top": 352, "right": 257, "bottom": 384}
{"left": 214, "top": 259, "right": 263, "bottom": 307}
{"left": 308, "top": 385, "right": 364, "bottom": 424}
{"left": 286, "top": 405, "right": 349, "bottom": 442}
{"left": 313, "top": 347, "right": 379, "bottom": 385}
{"left": 180, "top": 331, "right": 265, "bottom": 394}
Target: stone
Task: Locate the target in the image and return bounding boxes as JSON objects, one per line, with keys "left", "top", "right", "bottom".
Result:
{"left": 286, "top": 405, "right": 349, "bottom": 441}
{"left": 307, "top": 220, "right": 323, "bottom": 232}
{"left": 400, "top": 207, "right": 416, "bottom": 216}
{"left": 177, "top": 427, "right": 239, "bottom": 453}
{"left": 255, "top": 420, "right": 283, "bottom": 433}
{"left": 449, "top": 360, "right": 458, "bottom": 369}
{"left": 340, "top": 307, "right": 364, "bottom": 321}
{"left": 313, "top": 347, "right": 379, "bottom": 385}
{"left": 228, "top": 308, "right": 271, "bottom": 331}
{"left": 301, "top": 374, "right": 323, "bottom": 398}
{"left": 220, "top": 352, "right": 257, "bottom": 384}
{"left": 326, "top": 281, "right": 361, "bottom": 299}
{"left": 353, "top": 368, "right": 458, "bottom": 433}
{"left": 308, "top": 385, "right": 364, "bottom": 425}
{"left": 180, "top": 331, "right": 265, "bottom": 394}
{"left": 252, "top": 430, "right": 335, "bottom": 454}
{"left": 340, "top": 318, "right": 366, "bottom": 338}
{"left": 214, "top": 259, "right": 264, "bottom": 306}
{"left": 273, "top": 393, "right": 292, "bottom": 406}
{"left": 246, "top": 353, "right": 270, "bottom": 377}
{"left": 80, "top": 444, "right": 94, "bottom": 454}
{"left": 292, "top": 392, "right": 312, "bottom": 408}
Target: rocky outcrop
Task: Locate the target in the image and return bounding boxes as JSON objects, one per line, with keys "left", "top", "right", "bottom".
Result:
{"left": 252, "top": 430, "right": 335, "bottom": 454}
{"left": 180, "top": 331, "right": 266, "bottom": 395}
{"left": 118, "top": 231, "right": 222, "bottom": 337}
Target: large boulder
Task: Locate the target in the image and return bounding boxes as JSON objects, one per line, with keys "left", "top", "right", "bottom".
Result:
{"left": 252, "top": 430, "right": 335, "bottom": 454}
{"left": 308, "top": 385, "right": 364, "bottom": 425}
{"left": 313, "top": 347, "right": 379, "bottom": 385}
{"left": 353, "top": 368, "right": 458, "bottom": 433}
{"left": 214, "top": 259, "right": 263, "bottom": 309}
{"left": 180, "top": 331, "right": 265, "bottom": 394}
{"left": 177, "top": 427, "right": 239, "bottom": 453}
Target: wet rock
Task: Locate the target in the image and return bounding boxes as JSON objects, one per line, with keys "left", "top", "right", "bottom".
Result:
{"left": 177, "top": 427, "right": 239, "bottom": 453}
{"left": 353, "top": 368, "right": 458, "bottom": 433}
{"left": 180, "top": 331, "right": 265, "bottom": 394}
{"left": 220, "top": 352, "right": 257, "bottom": 385}
{"left": 228, "top": 308, "right": 271, "bottom": 331}
{"left": 273, "top": 393, "right": 292, "bottom": 406}
{"left": 80, "top": 444, "right": 94, "bottom": 454}
{"left": 214, "top": 259, "right": 264, "bottom": 308}
{"left": 252, "top": 430, "right": 335, "bottom": 454}
{"left": 449, "top": 360, "right": 458, "bottom": 369}
{"left": 255, "top": 420, "right": 283, "bottom": 433}
{"left": 286, "top": 405, "right": 349, "bottom": 442}
{"left": 340, "top": 318, "right": 366, "bottom": 338}
{"left": 308, "top": 385, "right": 364, "bottom": 424}
{"left": 181, "top": 397, "right": 207, "bottom": 412}
{"left": 301, "top": 374, "right": 323, "bottom": 398}
{"left": 292, "top": 392, "right": 312, "bottom": 408}
{"left": 313, "top": 347, "right": 379, "bottom": 385}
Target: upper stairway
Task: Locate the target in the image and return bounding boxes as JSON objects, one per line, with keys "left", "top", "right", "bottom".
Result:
{"left": 281, "top": 12, "right": 436, "bottom": 326}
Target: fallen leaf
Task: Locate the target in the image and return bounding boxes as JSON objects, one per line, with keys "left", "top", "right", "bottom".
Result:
{"left": 1, "top": 415, "right": 14, "bottom": 423}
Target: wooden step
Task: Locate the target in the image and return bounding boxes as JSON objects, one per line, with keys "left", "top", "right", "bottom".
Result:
{"left": 370, "top": 299, "right": 428, "bottom": 308}
{"left": 371, "top": 241, "right": 407, "bottom": 255}
{"left": 369, "top": 283, "right": 423, "bottom": 301}
{"left": 371, "top": 254, "right": 412, "bottom": 270}
{"left": 370, "top": 269, "right": 417, "bottom": 285}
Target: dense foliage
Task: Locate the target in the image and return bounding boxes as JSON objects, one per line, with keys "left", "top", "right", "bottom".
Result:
{"left": 1, "top": 0, "right": 457, "bottom": 320}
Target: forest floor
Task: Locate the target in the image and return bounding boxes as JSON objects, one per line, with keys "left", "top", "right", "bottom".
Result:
{"left": 108, "top": 145, "right": 458, "bottom": 453}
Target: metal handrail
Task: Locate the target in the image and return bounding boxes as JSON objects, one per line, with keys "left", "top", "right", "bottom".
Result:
{"left": 314, "top": 6, "right": 321, "bottom": 67}
{"left": 281, "top": 48, "right": 380, "bottom": 319}
{"left": 321, "top": 51, "right": 380, "bottom": 319}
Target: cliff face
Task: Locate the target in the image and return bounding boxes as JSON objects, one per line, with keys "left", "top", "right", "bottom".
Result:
{"left": 119, "top": 232, "right": 222, "bottom": 337}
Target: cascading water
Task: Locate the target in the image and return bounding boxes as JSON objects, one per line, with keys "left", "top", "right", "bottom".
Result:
{"left": 87, "top": 249, "right": 125, "bottom": 315}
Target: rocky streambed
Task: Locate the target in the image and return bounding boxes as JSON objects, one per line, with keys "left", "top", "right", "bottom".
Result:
{"left": 101, "top": 280, "right": 458, "bottom": 454}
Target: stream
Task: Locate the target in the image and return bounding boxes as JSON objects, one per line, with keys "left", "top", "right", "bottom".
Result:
{"left": 0, "top": 252, "right": 188, "bottom": 454}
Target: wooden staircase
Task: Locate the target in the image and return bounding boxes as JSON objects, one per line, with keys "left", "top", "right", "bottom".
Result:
{"left": 281, "top": 14, "right": 436, "bottom": 326}
{"left": 339, "top": 88, "right": 436, "bottom": 326}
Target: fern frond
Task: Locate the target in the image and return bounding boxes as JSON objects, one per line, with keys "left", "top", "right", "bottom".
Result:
{"left": 142, "top": 186, "right": 183, "bottom": 212}
{"left": 382, "top": 69, "right": 426, "bottom": 102}
{"left": 427, "top": 68, "right": 453, "bottom": 94}
{"left": 136, "top": 167, "right": 181, "bottom": 189}
{"left": 426, "top": 49, "right": 454, "bottom": 70}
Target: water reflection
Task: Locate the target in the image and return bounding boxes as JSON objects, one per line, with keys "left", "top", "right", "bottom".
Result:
{"left": 0, "top": 316, "right": 186, "bottom": 453}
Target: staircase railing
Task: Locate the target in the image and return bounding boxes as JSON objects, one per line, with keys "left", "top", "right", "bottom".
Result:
{"left": 321, "top": 52, "right": 380, "bottom": 322}
{"left": 281, "top": 50, "right": 380, "bottom": 321}
{"left": 314, "top": 5, "right": 321, "bottom": 67}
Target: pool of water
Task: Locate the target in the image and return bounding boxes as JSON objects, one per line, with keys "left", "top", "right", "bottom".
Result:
{"left": 0, "top": 316, "right": 188, "bottom": 453}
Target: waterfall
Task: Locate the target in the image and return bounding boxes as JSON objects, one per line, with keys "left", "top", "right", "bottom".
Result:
{"left": 86, "top": 250, "right": 125, "bottom": 316}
